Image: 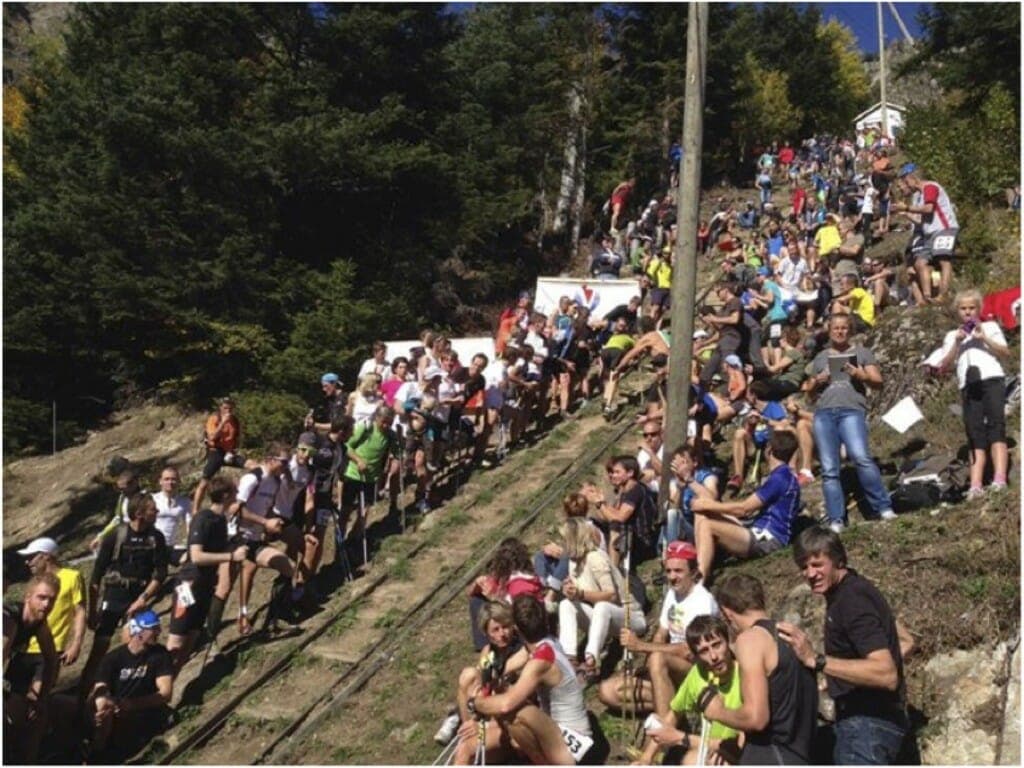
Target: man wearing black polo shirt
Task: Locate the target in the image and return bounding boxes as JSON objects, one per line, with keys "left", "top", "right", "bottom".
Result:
{"left": 778, "top": 527, "right": 915, "bottom": 765}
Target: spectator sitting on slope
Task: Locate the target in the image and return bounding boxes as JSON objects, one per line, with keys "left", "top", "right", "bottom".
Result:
{"left": 691, "top": 430, "right": 802, "bottom": 584}
{"left": 557, "top": 518, "right": 646, "bottom": 684}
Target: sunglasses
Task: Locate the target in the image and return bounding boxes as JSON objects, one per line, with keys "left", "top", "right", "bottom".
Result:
{"left": 643, "top": 431, "right": 662, "bottom": 437}
{"left": 296, "top": 446, "right": 315, "bottom": 455}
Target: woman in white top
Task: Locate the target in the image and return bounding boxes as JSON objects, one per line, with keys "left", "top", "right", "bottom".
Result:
{"left": 558, "top": 518, "right": 645, "bottom": 683}
{"left": 348, "top": 373, "right": 383, "bottom": 426}
{"left": 936, "top": 289, "right": 1011, "bottom": 498}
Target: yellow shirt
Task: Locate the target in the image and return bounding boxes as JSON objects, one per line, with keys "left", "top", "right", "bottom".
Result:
{"left": 847, "top": 287, "right": 876, "bottom": 326}
{"left": 603, "top": 333, "right": 636, "bottom": 352}
{"left": 646, "top": 257, "right": 672, "bottom": 289}
{"left": 814, "top": 224, "right": 842, "bottom": 256}
{"left": 28, "top": 567, "right": 84, "bottom": 654}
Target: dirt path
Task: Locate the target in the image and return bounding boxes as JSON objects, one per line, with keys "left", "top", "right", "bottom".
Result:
{"left": 148, "top": 407, "right": 626, "bottom": 765}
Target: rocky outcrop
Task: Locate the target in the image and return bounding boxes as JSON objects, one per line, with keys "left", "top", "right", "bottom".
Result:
{"left": 918, "top": 638, "right": 1020, "bottom": 765}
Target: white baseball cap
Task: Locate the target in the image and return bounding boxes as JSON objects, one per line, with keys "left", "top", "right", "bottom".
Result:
{"left": 17, "top": 537, "right": 58, "bottom": 557}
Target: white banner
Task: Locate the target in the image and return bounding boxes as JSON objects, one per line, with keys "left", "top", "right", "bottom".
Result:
{"left": 533, "top": 276, "right": 642, "bottom": 320}
{"left": 381, "top": 336, "right": 496, "bottom": 365}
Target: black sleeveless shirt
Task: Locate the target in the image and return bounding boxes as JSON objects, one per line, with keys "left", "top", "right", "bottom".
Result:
{"left": 739, "top": 618, "right": 818, "bottom": 765}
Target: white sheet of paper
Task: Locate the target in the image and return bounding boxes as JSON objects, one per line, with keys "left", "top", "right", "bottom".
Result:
{"left": 882, "top": 396, "right": 924, "bottom": 434}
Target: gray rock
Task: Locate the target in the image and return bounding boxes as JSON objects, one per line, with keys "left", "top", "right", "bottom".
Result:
{"left": 999, "top": 640, "right": 1020, "bottom": 765}
{"left": 919, "top": 642, "right": 1009, "bottom": 765}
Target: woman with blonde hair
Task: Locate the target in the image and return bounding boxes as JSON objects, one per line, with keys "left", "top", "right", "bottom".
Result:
{"left": 935, "top": 288, "right": 1011, "bottom": 498}
{"left": 557, "top": 518, "right": 645, "bottom": 683}
{"left": 348, "top": 373, "right": 383, "bottom": 426}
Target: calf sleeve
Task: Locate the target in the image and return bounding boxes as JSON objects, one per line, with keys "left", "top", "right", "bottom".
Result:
{"left": 206, "top": 595, "right": 226, "bottom": 640}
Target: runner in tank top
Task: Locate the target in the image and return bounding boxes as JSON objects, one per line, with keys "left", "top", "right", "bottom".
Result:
{"left": 471, "top": 596, "right": 593, "bottom": 765}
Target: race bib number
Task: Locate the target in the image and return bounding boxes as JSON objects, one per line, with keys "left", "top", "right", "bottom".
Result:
{"left": 559, "top": 725, "right": 593, "bottom": 762}
{"left": 316, "top": 509, "right": 333, "bottom": 527}
{"left": 932, "top": 235, "right": 955, "bottom": 255}
{"left": 175, "top": 581, "right": 196, "bottom": 607}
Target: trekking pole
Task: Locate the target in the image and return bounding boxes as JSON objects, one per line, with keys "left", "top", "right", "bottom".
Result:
{"left": 621, "top": 527, "right": 636, "bottom": 745}
{"left": 696, "top": 713, "right": 711, "bottom": 767}
{"left": 359, "top": 485, "right": 368, "bottom": 567}
{"left": 475, "top": 718, "right": 487, "bottom": 766}
{"left": 432, "top": 733, "right": 461, "bottom": 766}
{"left": 696, "top": 672, "right": 718, "bottom": 766}
{"left": 398, "top": 448, "right": 406, "bottom": 534}
{"left": 333, "top": 508, "right": 353, "bottom": 583}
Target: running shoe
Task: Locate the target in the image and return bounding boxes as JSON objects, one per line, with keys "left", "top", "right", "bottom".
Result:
{"left": 434, "top": 709, "right": 461, "bottom": 745}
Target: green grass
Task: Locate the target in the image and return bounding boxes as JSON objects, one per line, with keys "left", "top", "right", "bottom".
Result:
{"left": 391, "top": 555, "right": 413, "bottom": 581}
{"left": 327, "top": 600, "right": 363, "bottom": 637}
{"left": 960, "top": 575, "right": 990, "bottom": 600}
{"left": 373, "top": 607, "right": 404, "bottom": 629}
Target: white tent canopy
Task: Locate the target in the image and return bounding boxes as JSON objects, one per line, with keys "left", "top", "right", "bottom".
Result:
{"left": 854, "top": 101, "right": 906, "bottom": 133}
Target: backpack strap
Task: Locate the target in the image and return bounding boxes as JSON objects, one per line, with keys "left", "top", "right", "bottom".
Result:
{"left": 111, "top": 523, "right": 130, "bottom": 563}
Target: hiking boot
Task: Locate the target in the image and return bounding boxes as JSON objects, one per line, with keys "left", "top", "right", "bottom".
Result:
{"left": 434, "top": 709, "right": 461, "bottom": 745}
{"left": 879, "top": 509, "right": 897, "bottom": 521}
{"left": 989, "top": 482, "right": 1008, "bottom": 494}
{"left": 416, "top": 498, "right": 432, "bottom": 515}
{"left": 828, "top": 520, "right": 846, "bottom": 534}
{"left": 966, "top": 486, "right": 985, "bottom": 501}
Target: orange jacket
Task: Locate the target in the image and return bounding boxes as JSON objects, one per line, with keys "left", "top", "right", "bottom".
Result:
{"left": 205, "top": 413, "right": 240, "bottom": 452}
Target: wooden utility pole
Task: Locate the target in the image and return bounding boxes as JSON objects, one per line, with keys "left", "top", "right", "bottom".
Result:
{"left": 659, "top": 2, "right": 707, "bottom": 513}
{"left": 878, "top": 1, "right": 889, "bottom": 139}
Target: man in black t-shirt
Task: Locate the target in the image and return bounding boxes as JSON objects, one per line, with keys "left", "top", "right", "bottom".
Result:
{"left": 89, "top": 610, "right": 173, "bottom": 759}
{"left": 582, "top": 454, "right": 657, "bottom": 569}
{"left": 698, "top": 282, "right": 743, "bottom": 390}
{"left": 166, "top": 477, "right": 248, "bottom": 672}
{"left": 80, "top": 495, "right": 168, "bottom": 694}
{"left": 306, "top": 417, "right": 353, "bottom": 586}
{"left": 778, "top": 527, "right": 915, "bottom": 765}
{"left": 592, "top": 296, "right": 642, "bottom": 342}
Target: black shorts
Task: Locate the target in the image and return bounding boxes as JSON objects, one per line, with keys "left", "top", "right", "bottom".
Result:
{"left": 311, "top": 492, "right": 335, "bottom": 529}
{"left": 168, "top": 579, "right": 215, "bottom": 636}
{"left": 341, "top": 479, "right": 372, "bottom": 511}
{"left": 649, "top": 288, "right": 671, "bottom": 310}
{"left": 963, "top": 377, "right": 1006, "bottom": 449}
{"left": 600, "top": 348, "right": 626, "bottom": 370}
{"left": 747, "top": 528, "right": 784, "bottom": 558}
{"left": 229, "top": 535, "right": 264, "bottom": 563}
{"left": 4, "top": 653, "right": 44, "bottom": 695}
{"left": 202, "top": 448, "right": 244, "bottom": 480}
{"left": 95, "top": 588, "right": 136, "bottom": 638}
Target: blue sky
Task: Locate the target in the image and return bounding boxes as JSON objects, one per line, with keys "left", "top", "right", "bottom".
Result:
{"left": 810, "top": 3, "right": 929, "bottom": 53}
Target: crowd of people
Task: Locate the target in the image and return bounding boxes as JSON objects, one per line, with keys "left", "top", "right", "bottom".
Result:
{"left": 4, "top": 124, "right": 1018, "bottom": 767}
{"left": 427, "top": 131, "right": 1015, "bottom": 766}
